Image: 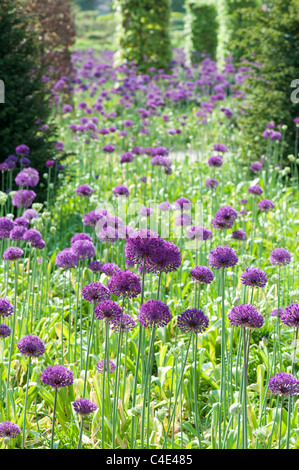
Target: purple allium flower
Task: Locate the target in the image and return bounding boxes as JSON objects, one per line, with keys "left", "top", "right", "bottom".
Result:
{"left": 208, "top": 156, "right": 223, "bottom": 167}
{"left": 94, "top": 300, "right": 122, "bottom": 322}
{"left": 12, "top": 190, "right": 36, "bottom": 208}
{"left": 232, "top": 230, "right": 247, "bottom": 241}
{"left": 108, "top": 270, "right": 141, "bottom": 298}
{"left": 258, "top": 199, "right": 274, "bottom": 212}
{"left": 10, "top": 225, "right": 27, "bottom": 241}
{"left": 177, "top": 309, "right": 209, "bottom": 334}
{"left": 270, "top": 131, "right": 282, "bottom": 141}
{"left": 158, "top": 201, "right": 172, "bottom": 211}
{"left": 101, "top": 262, "right": 121, "bottom": 277}
{"left": 17, "top": 335, "right": 45, "bottom": 357}
{"left": 269, "top": 248, "right": 291, "bottom": 266}
{"left": 0, "top": 217, "right": 14, "bottom": 239}
{"left": 0, "top": 298, "right": 13, "bottom": 317}
{"left": 15, "top": 168, "right": 39, "bottom": 187}
{"left": 82, "top": 282, "right": 110, "bottom": 304}
{"left": 0, "top": 324, "right": 11, "bottom": 338}
{"left": 139, "top": 207, "right": 153, "bottom": 217}
{"left": 23, "top": 209, "right": 38, "bottom": 221}
{"left": 240, "top": 198, "right": 248, "bottom": 205}
{"left": 146, "top": 240, "right": 181, "bottom": 274}
{"left": 271, "top": 307, "right": 286, "bottom": 317}
{"left": 0, "top": 421, "right": 21, "bottom": 439}
{"left": 46, "top": 160, "right": 55, "bottom": 168}
{"left": 3, "top": 247, "right": 24, "bottom": 261}
{"left": 55, "top": 248, "right": 78, "bottom": 269}
{"left": 187, "top": 225, "right": 213, "bottom": 241}
{"left": 268, "top": 372, "right": 299, "bottom": 396}
{"left": 216, "top": 205, "right": 238, "bottom": 224}
{"left": 112, "top": 185, "right": 129, "bottom": 197}
{"left": 190, "top": 266, "right": 214, "bottom": 284}
{"left": 138, "top": 299, "right": 171, "bottom": 328}
{"left": 175, "top": 213, "right": 193, "bottom": 227}
{"left": 228, "top": 304, "right": 264, "bottom": 329}
{"left": 73, "top": 398, "right": 97, "bottom": 416}
{"left": 174, "top": 197, "right": 191, "bottom": 211}
{"left": 15, "top": 144, "right": 30, "bottom": 156}
{"left": 97, "top": 226, "right": 118, "bottom": 242}
{"left": 14, "top": 217, "right": 30, "bottom": 228}
{"left": 240, "top": 267, "right": 268, "bottom": 288}
{"left": 208, "top": 245, "right": 238, "bottom": 270}
{"left": 70, "top": 233, "right": 92, "bottom": 245}
{"left": 89, "top": 260, "right": 103, "bottom": 273}
{"left": 76, "top": 185, "right": 94, "bottom": 197}
{"left": 281, "top": 303, "right": 299, "bottom": 328}
{"left": 214, "top": 143, "right": 228, "bottom": 153}
{"left": 125, "top": 229, "right": 165, "bottom": 265}
{"left": 111, "top": 313, "right": 136, "bottom": 332}
{"left": 83, "top": 210, "right": 108, "bottom": 228}
{"left": 96, "top": 359, "right": 116, "bottom": 374}
{"left": 205, "top": 178, "right": 219, "bottom": 189}
{"left": 248, "top": 185, "right": 263, "bottom": 196}
{"left": 32, "top": 238, "right": 45, "bottom": 250}
{"left": 103, "top": 144, "right": 115, "bottom": 153}
{"left": 117, "top": 225, "right": 136, "bottom": 240}
{"left": 71, "top": 240, "right": 95, "bottom": 259}
{"left": 23, "top": 228, "right": 42, "bottom": 244}
{"left": 41, "top": 365, "right": 74, "bottom": 388}
{"left": 120, "top": 152, "right": 134, "bottom": 164}
{"left": 251, "top": 162, "right": 263, "bottom": 173}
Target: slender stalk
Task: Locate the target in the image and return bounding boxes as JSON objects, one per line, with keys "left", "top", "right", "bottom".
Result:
{"left": 21, "top": 356, "right": 32, "bottom": 449}
{"left": 77, "top": 417, "right": 84, "bottom": 449}
{"left": 50, "top": 388, "right": 58, "bottom": 449}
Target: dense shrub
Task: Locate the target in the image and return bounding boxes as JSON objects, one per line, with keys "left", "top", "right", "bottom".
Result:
{"left": 113, "top": 0, "right": 172, "bottom": 73}
{"left": 185, "top": 0, "right": 219, "bottom": 62}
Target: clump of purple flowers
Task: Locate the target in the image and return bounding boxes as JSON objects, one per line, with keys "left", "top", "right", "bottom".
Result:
{"left": 257, "top": 199, "right": 274, "bottom": 212}
{"left": 281, "top": 303, "right": 299, "bottom": 328}
{"left": 17, "top": 335, "right": 45, "bottom": 357}
{"left": 0, "top": 421, "right": 21, "bottom": 439}
{"left": 190, "top": 266, "right": 214, "bottom": 284}
{"left": 268, "top": 372, "right": 299, "bottom": 396}
{"left": 228, "top": 304, "right": 264, "bottom": 329}
{"left": 96, "top": 359, "right": 116, "bottom": 374}
{"left": 3, "top": 247, "right": 24, "bottom": 261}
{"left": 209, "top": 245, "right": 238, "bottom": 270}
{"left": 73, "top": 399, "right": 97, "bottom": 415}
{"left": 108, "top": 270, "right": 141, "bottom": 298}
{"left": 82, "top": 282, "right": 110, "bottom": 304}
{"left": 94, "top": 300, "right": 122, "bottom": 323}
{"left": 0, "top": 298, "right": 14, "bottom": 317}
{"left": 41, "top": 365, "right": 74, "bottom": 388}
{"left": 269, "top": 248, "right": 291, "bottom": 266}
{"left": 240, "top": 267, "right": 268, "bottom": 288}
{"left": 138, "top": 300, "right": 172, "bottom": 328}
{"left": 177, "top": 309, "right": 209, "bottom": 334}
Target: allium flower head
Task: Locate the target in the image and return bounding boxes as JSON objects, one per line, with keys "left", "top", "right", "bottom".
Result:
{"left": 209, "top": 245, "right": 238, "bottom": 270}
{"left": 205, "top": 178, "right": 219, "bottom": 189}
{"left": 214, "top": 143, "right": 228, "bottom": 153}
{"left": 101, "top": 262, "right": 121, "bottom": 277}
{"left": 177, "top": 309, "right": 209, "bottom": 334}
{"left": 251, "top": 162, "right": 263, "bottom": 173}
{"left": 108, "top": 270, "right": 141, "bottom": 298}
{"left": 190, "top": 266, "right": 214, "bottom": 284}
{"left": 23, "top": 209, "right": 38, "bottom": 221}
{"left": 175, "top": 213, "right": 193, "bottom": 227}
{"left": 125, "top": 229, "right": 165, "bottom": 265}
{"left": 82, "top": 282, "right": 110, "bottom": 304}
{"left": 23, "top": 228, "right": 42, "bottom": 244}
{"left": 0, "top": 298, "right": 14, "bottom": 317}
{"left": 3, "top": 247, "right": 24, "bottom": 261}
{"left": 15, "top": 167, "right": 39, "bottom": 187}
{"left": 41, "top": 365, "right": 74, "bottom": 388}
{"left": 228, "top": 304, "right": 264, "bottom": 329}
{"left": 17, "top": 335, "right": 45, "bottom": 357}
{"left": 232, "top": 230, "right": 247, "bottom": 241}
{"left": 138, "top": 300, "right": 172, "bottom": 328}
{"left": 248, "top": 185, "right": 263, "bottom": 196}
{"left": 268, "top": 372, "right": 299, "bottom": 396}
{"left": 145, "top": 240, "right": 181, "bottom": 274}
{"left": 55, "top": 248, "right": 78, "bottom": 269}
{"left": 15, "top": 144, "right": 30, "bottom": 156}
{"left": 111, "top": 313, "right": 136, "bottom": 332}
{"left": 269, "top": 248, "right": 291, "bottom": 266}
{"left": 120, "top": 152, "right": 134, "bottom": 164}
{"left": 96, "top": 359, "right": 116, "bottom": 373}
{"left": 281, "top": 303, "right": 299, "bottom": 328}
{"left": 208, "top": 156, "right": 223, "bottom": 167}
{"left": 97, "top": 226, "right": 118, "bottom": 243}
{"left": 83, "top": 210, "right": 108, "bottom": 228}
{"left": 10, "top": 225, "right": 27, "bottom": 241}
{"left": 71, "top": 240, "right": 95, "bottom": 259}
{"left": 94, "top": 300, "right": 122, "bottom": 322}
{"left": 112, "top": 185, "right": 129, "bottom": 197}
{"left": 12, "top": 190, "right": 36, "bottom": 208}
{"left": 0, "top": 324, "right": 11, "bottom": 338}
{"left": 174, "top": 197, "right": 191, "bottom": 211}
{"left": 0, "top": 421, "right": 21, "bottom": 439}
{"left": 187, "top": 225, "right": 213, "bottom": 241}
{"left": 89, "top": 260, "right": 103, "bottom": 272}
{"left": 258, "top": 199, "right": 274, "bottom": 212}
{"left": 0, "top": 217, "right": 14, "bottom": 238}
{"left": 158, "top": 201, "right": 172, "bottom": 211}
{"left": 73, "top": 398, "right": 97, "bottom": 416}
{"left": 76, "top": 184, "right": 94, "bottom": 197}
{"left": 213, "top": 205, "right": 238, "bottom": 229}
{"left": 240, "top": 267, "right": 268, "bottom": 288}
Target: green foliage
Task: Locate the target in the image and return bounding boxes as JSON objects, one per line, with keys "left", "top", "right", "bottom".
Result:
{"left": 185, "top": 0, "right": 219, "bottom": 62}
{"left": 232, "top": 0, "right": 299, "bottom": 159}
{"left": 172, "top": 0, "right": 186, "bottom": 12}
{"left": 0, "top": 0, "right": 58, "bottom": 200}
{"left": 113, "top": 0, "right": 172, "bottom": 73}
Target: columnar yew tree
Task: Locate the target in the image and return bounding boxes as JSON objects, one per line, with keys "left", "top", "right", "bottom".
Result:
{"left": 114, "top": 0, "right": 172, "bottom": 73}
{"left": 185, "top": 0, "right": 219, "bottom": 62}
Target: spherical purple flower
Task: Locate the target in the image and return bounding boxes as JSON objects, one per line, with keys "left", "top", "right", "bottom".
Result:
{"left": 215, "top": 205, "right": 238, "bottom": 226}
{"left": 41, "top": 365, "right": 74, "bottom": 388}
{"left": 82, "top": 282, "right": 110, "bottom": 304}
{"left": 269, "top": 248, "right": 291, "bottom": 266}
{"left": 108, "top": 270, "right": 141, "bottom": 298}
{"left": 208, "top": 245, "right": 238, "bottom": 270}
{"left": 14, "top": 217, "right": 30, "bottom": 228}
{"left": 94, "top": 300, "right": 122, "bottom": 322}
{"left": 97, "top": 226, "right": 118, "bottom": 243}
{"left": 0, "top": 421, "right": 21, "bottom": 439}
{"left": 23, "top": 209, "right": 38, "bottom": 221}
{"left": 232, "top": 230, "right": 247, "bottom": 241}
{"left": 71, "top": 240, "right": 95, "bottom": 259}
{"left": 214, "top": 143, "right": 228, "bottom": 153}
{"left": 138, "top": 300, "right": 172, "bottom": 328}
{"left": 268, "top": 372, "right": 299, "bottom": 396}
{"left": 257, "top": 199, "right": 274, "bottom": 212}
{"left": 15, "top": 168, "right": 39, "bottom": 187}
{"left": 17, "top": 335, "right": 45, "bottom": 357}
{"left": 240, "top": 267, "right": 268, "bottom": 288}
{"left": 174, "top": 197, "right": 191, "bottom": 211}
{"left": 270, "top": 131, "right": 282, "bottom": 141}
{"left": 175, "top": 213, "right": 193, "bottom": 227}
{"left": 120, "top": 152, "right": 134, "bottom": 164}
{"left": 190, "top": 266, "right": 214, "bottom": 284}
{"left": 101, "top": 262, "right": 121, "bottom": 277}
{"left": 240, "top": 198, "right": 248, "bottom": 205}
{"left": 0, "top": 217, "right": 14, "bottom": 239}
{"left": 96, "top": 359, "right": 116, "bottom": 374}
{"left": 15, "top": 144, "right": 30, "bottom": 156}
{"left": 3, "top": 247, "right": 24, "bottom": 261}
{"left": 70, "top": 233, "right": 92, "bottom": 245}
{"left": 111, "top": 313, "right": 136, "bottom": 332}
{"left": 248, "top": 185, "right": 263, "bottom": 196}
{"left": 23, "top": 228, "right": 42, "bottom": 244}
{"left": 0, "top": 324, "right": 11, "bottom": 338}
{"left": 146, "top": 240, "right": 181, "bottom": 274}
{"left": 251, "top": 162, "right": 263, "bottom": 173}
{"left": 208, "top": 156, "right": 223, "bottom": 167}
{"left": 112, "top": 185, "right": 129, "bottom": 197}
{"left": 103, "top": 144, "right": 115, "bottom": 153}
{"left": 177, "top": 309, "right": 209, "bottom": 334}
{"left": 228, "top": 304, "right": 264, "bottom": 329}
{"left": 32, "top": 238, "right": 45, "bottom": 250}
{"left": 117, "top": 225, "right": 136, "bottom": 240}
{"left": 205, "top": 178, "right": 219, "bottom": 189}
{"left": 73, "top": 398, "right": 97, "bottom": 416}
{"left": 139, "top": 207, "right": 153, "bottom": 217}
{"left": 0, "top": 298, "right": 13, "bottom": 317}
{"left": 187, "top": 225, "right": 213, "bottom": 241}
{"left": 83, "top": 210, "right": 108, "bottom": 228}
{"left": 271, "top": 307, "right": 286, "bottom": 317}
{"left": 158, "top": 201, "right": 172, "bottom": 211}
{"left": 12, "top": 189, "right": 36, "bottom": 208}
{"left": 125, "top": 229, "right": 165, "bottom": 265}
{"left": 76, "top": 184, "right": 94, "bottom": 197}
{"left": 89, "top": 260, "right": 103, "bottom": 273}
{"left": 281, "top": 303, "right": 299, "bottom": 328}
{"left": 55, "top": 248, "right": 78, "bottom": 269}
{"left": 10, "top": 225, "right": 27, "bottom": 241}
